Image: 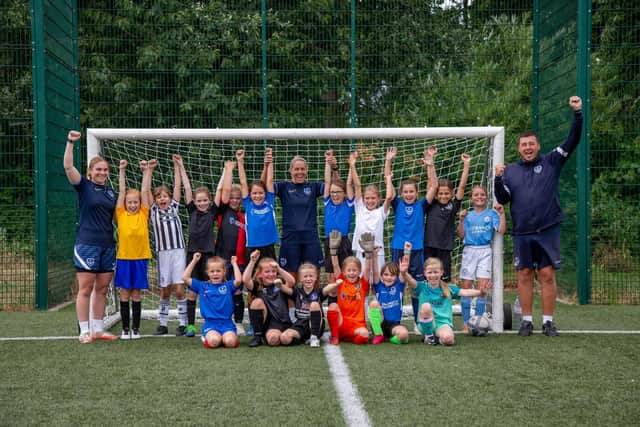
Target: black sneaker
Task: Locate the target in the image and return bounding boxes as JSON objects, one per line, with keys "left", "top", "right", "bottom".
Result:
{"left": 154, "top": 325, "right": 169, "bottom": 336}
{"left": 542, "top": 320, "right": 559, "bottom": 337}
{"left": 249, "top": 336, "right": 263, "bottom": 348}
{"left": 518, "top": 320, "right": 534, "bottom": 337}
{"left": 176, "top": 325, "right": 186, "bottom": 336}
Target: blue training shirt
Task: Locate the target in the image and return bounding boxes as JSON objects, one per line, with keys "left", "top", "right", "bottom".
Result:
{"left": 390, "top": 196, "right": 428, "bottom": 250}
{"left": 275, "top": 181, "right": 324, "bottom": 242}
{"left": 463, "top": 208, "right": 501, "bottom": 246}
{"left": 323, "top": 196, "right": 355, "bottom": 237}
{"left": 374, "top": 278, "right": 406, "bottom": 323}
{"left": 189, "top": 279, "right": 235, "bottom": 321}
{"left": 74, "top": 176, "right": 116, "bottom": 247}
{"left": 242, "top": 192, "right": 279, "bottom": 247}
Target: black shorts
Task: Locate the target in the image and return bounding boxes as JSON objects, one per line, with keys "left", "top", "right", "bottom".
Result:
{"left": 513, "top": 224, "right": 561, "bottom": 270}
{"left": 265, "top": 314, "right": 291, "bottom": 332}
{"left": 381, "top": 320, "right": 402, "bottom": 338}
{"left": 323, "top": 235, "right": 353, "bottom": 274}
{"left": 424, "top": 247, "right": 452, "bottom": 282}
{"left": 290, "top": 317, "right": 325, "bottom": 343}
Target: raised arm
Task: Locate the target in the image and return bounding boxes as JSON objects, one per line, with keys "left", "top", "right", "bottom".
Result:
{"left": 63, "top": 130, "right": 82, "bottom": 185}
{"left": 323, "top": 149, "right": 334, "bottom": 198}
{"left": 172, "top": 154, "right": 183, "bottom": 203}
{"left": 371, "top": 246, "right": 380, "bottom": 285}
{"left": 494, "top": 204, "right": 506, "bottom": 235}
{"left": 399, "top": 252, "right": 417, "bottom": 289}
{"left": 265, "top": 147, "right": 274, "bottom": 193}
{"left": 243, "top": 250, "right": 260, "bottom": 290}
{"left": 141, "top": 159, "right": 156, "bottom": 207}
{"left": 345, "top": 157, "right": 355, "bottom": 200}
{"left": 230, "top": 256, "right": 243, "bottom": 288}
{"left": 382, "top": 172, "right": 395, "bottom": 214}
{"left": 180, "top": 160, "right": 193, "bottom": 205}
{"left": 424, "top": 146, "right": 438, "bottom": 203}
{"left": 383, "top": 146, "right": 396, "bottom": 178}
{"left": 458, "top": 209, "right": 468, "bottom": 240}
{"left": 329, "top": 230, "right": 343, "bottom": 276}
{"left": 275, "top": 262, "right": 296, "bottom": 288}
{"left": 236, "top": 149, "right": 249, "bottom": 198}
{"left": 349, "top": 152, "right": 362, "bottom": 201}
{"left": 117, "top": 160, "right": 128, "bottom": 208}
{"left": 216, "top": 161, "right": 236, "bottom": 206}
{"left": 182, "top": 252, "right": 201, "bottom": 287}
{"left": 493, "top": 164, "right": 510, "bottom": 205}
{"left": 456, "top": 153, "right": 471, "bottom": 201}
{"left": 558, "top": 96, "right": 584, "bottom": 159}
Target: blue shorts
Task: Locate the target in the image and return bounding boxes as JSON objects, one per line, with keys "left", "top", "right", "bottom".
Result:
{"left": 513, "top": 224, "right": 561, "bottom": 271}
{"left": 391, "top": 248, "right": 424, "bottom": 281}
{"left": 114, "top": 259, "right": 149, "bottom": 290}
{"left": 278, "top": 239, "right": 324, "bottom": 272}
{"left": 74, "top": 244, "right": 116, "bottom": 273}
{"left": 202, "top": 319, "right": 236, "bottom": 336}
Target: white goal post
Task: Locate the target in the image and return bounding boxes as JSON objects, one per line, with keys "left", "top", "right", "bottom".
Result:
{"left": 87, "top": 126, "right": 506, "bottom": 333}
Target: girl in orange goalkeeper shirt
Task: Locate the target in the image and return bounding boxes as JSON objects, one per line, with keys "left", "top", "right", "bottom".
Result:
{"left": 326, "top": 231, "right": 376, "bottom": 345}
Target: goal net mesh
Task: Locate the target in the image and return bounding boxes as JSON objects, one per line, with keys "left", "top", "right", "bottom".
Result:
{"left": 91, "top": 128, "right": 504, "bottom": 330}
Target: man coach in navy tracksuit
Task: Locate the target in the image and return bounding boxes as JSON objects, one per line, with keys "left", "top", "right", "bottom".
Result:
{"left": 494, "top": 96, "right": 583, "bottom": 337}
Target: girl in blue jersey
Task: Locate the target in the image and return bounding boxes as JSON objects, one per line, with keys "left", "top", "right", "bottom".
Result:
{"left": 323, "top": 149, "right": 355, "bottom": 282}
{"left": 64, "top": 130, "right": 118, "bottom": 343}
{"left": 405, "top": 257, "right": 485, "bottom": 346}
{"left": 457, "top": 186, "right": 506, "bottom": 331}
{"left": 237, "top": 148, "right": 279, "bottom": 261}
{"left": 180, "top": 164, "right": 218, "bottom": 337}
{"left": 182, "top": 253, "right": 242, "bottom": 348}
{"left": 367, "top": 245, "right": 412, "bottom": 345}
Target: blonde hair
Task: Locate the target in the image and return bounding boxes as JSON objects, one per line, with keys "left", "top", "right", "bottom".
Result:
{"left": 86, "top": 156, "right": 109, "bottom": 180}
{"left": 206, "top": 256, "right": 227, "bottom": 277}
{"left": 125, "top": 188, "right": 141, "bottom": 202}
{"left": 253, "top": 257, "right": 278, "bottom": 285}
{"left": 363, "top": 184, "right": 381, "bottom": 198}
{"left": 298, "top": 262, "right": 320, "bottom": 289}
{"left": 230, "top": 184, "right": 242, "bottom": 196}
{"left": 289, "top": 155, "right": 308, "bottom": 170}
{"left": 341, "top": 256, "right": 362, "bottom": 272}
{"left": 424, "top": 257, "right": 451, "bottom": 299}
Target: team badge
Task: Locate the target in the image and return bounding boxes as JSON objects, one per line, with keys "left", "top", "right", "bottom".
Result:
{"left": 484, "top": 216, "right": 491, "bottom": 223}
{"left": 534, "top": 165, "right": 543, "bottom": 174}
{"left": 405, "top": 206, "right": 414, "bottom": 215}
{"left": 280, "top": 258, "right": 287, "bottom": 267}
{"left": 86, "top": 257, "right": 95, "bottom": 267}
{"left": 219, "top": 285, "right": 227, "bottom": 294}
{"left": 304, "top": 186, "right": 311, "bottom": 195}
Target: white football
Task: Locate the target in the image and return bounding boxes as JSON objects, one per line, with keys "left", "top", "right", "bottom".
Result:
{"left": 468, "top": 313, "right": 491, "bottom": 336}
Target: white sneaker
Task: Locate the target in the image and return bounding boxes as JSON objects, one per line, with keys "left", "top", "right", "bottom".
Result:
{"left": 235, "top": 323, "right": 246, "bottom": 336}
{"left": 309, "top": 335, "right": 320, "bottom": 348}
{"left": 131, "top": 329, "right": 141, "bottom": 340}
{"left": 121, "top": 329, "right": 131, "bottom": 340}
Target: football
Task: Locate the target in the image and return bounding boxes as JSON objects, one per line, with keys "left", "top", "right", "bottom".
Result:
{"left": 467, "top": 314, "right": 492, "bottom": 336}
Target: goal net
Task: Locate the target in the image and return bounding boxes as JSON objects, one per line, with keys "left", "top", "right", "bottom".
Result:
{"left": 87, "top": 127, "right": 506, "bottom": 332}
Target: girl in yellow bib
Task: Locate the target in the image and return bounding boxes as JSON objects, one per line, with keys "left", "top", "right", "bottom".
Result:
{"left": 114, "top": 159, "right": 155, "bottom": 339}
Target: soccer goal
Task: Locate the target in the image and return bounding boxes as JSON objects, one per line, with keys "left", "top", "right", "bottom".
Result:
{"left": 87, "top": 126, "right": 507, "bottom": 332}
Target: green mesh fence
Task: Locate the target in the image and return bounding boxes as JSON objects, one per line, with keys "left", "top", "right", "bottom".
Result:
{"left": 0, "top": 1, "right": 34, "bottom": 310}
{"left": 589, "top": 0, "right": 640, "bottom": 303}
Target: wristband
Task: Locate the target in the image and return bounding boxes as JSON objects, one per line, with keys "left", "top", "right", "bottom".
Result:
{"left": 67, "top": 140, "right": 74, "bottom": 144}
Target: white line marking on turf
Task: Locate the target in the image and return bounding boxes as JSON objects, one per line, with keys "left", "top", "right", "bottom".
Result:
{"left": 323, "top": 344, "right": 372, "bottom": 427}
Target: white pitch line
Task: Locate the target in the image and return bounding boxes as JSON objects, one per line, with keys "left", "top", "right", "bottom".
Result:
{"left": 0, "top": 334, "right": 176, "bottom": 342}
{"left": 323, "top": 344, "right": 372, "bottom": 427}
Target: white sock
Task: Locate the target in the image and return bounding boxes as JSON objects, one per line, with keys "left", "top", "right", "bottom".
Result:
{"left": 543, "top": 315, "right": 553, "bottom": 324}
{"left": 289, "top": 307, "right": 296, "bottom": 323}
{"left": 177, "top": 299, "right": 187, "bottom": 326}
{"left": 79, "top": 321, "right": 90, "bottom": 334}
{"left": 159, "top": 299, "right": 170, "bottom": 327}
{"left": 522, "top": 315, "right": 533, "bottom": 322}
{"left": 92, "top": 318, "right": 104, "bottom": 333}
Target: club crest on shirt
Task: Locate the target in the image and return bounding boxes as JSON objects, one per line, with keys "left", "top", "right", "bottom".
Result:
{"left": 534, "top": 165, "right": 543, "bottom": 174}
{"left": 280, "top": 257, "right": 287, "bottom": 267}
{"left": 106, "top": 189, "right": 115, "bottom": 199}
{"left": 405, "top": 206, "right": 414, "bottom": 215}
{"left": 484, "top": 215, "right": 491, "bottom": 223}
{"left": 219, "top": 285, "right": 228, "bottom": 294}
{"left": 304, "top": 186, "right": 311, "bottom": 195}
